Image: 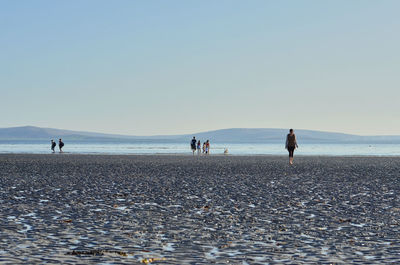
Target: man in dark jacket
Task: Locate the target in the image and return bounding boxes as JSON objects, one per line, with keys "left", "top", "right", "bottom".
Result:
{"left": 59, "top": 139, "right": 64, "bottom": 153}
{"left": 190, "top": 136, "right": 197, "bottom": 155}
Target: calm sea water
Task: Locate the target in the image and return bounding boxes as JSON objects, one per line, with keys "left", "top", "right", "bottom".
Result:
{"left": 0, "top": 142, "right": 399, "bottom": 156}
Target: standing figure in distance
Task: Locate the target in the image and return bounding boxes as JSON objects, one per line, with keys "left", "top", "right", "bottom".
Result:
{"left": 59, "top": 138, "right": 65, "bottom": 153}
{"left": 285, "top": 129, "right": 298, "bottom": 165}
{"left": 202, "top": 142, "right": 206, "bottom": 154}
{"left": 191, "top": 136, "right": 197, "bottom": 155}
{"left": 51, "top": 139, "right": 56, "bottom": 153}
{"left": 205, "top": 140, "right": 210, "bottom": 155}
{"left": 197, "top": 140, "right": 201, "bottom": 155}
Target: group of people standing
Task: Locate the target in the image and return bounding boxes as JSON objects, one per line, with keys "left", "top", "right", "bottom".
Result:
{"left": 191, "top": 137, "right": 210, "bottom": 155}
{"left": 51, "top": 139, "right": 64, "bottom": 153}
{"left": 190, "top": 129, "right": 299, "bottom": 165}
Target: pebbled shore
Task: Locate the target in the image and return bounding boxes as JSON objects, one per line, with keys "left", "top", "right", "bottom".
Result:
{"left": 0, "top": 154, "right": 400, "bottom": 264}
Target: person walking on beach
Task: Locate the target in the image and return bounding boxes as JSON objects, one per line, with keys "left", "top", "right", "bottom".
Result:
{"left": 59, "top": 139, "right": 64, "bottom": 153}
{"left": 51, "top": 140, "right": 56, "bottom": 153}
{"left": 197, "top": 140, "right": 201, "bottom": 155}
{"left": 202, "top": 142, "right": 206, "bottom": 154}
{"left": 205, "top": 140, "right": 210, "bottom": 155}
{"left": 285, "top": 129, "right": 298, "bottom": 165}
{"left": 191, "top": 136, "right": 197, "bottom": 155}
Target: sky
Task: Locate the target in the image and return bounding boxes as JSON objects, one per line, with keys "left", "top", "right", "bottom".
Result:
{"left": 1, "top": 0, "right": 399, "bottom": 136}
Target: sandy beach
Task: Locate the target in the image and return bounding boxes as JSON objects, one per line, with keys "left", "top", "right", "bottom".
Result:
{"left": 0, "top": 154, "right": 399, "bottom": 264}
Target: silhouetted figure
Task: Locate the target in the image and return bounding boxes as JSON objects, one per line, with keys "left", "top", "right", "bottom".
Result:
{"left": 59, "top": 139, "right": 64, "bottom": 153}
{"left": 191, "top": 136, "right": 197, "bottom": 155}
{"left": 285, "top": 129, "right": 298, "bottom": 164}
{"left": 51, "top": 140, "right": 56, "bottom": 153}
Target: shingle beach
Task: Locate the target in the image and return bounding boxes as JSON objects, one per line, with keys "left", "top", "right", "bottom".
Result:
{"left": 1, "top": 154, "right": 399, "bottom": 264}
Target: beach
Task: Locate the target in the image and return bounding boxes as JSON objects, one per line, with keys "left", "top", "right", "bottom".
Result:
{"left": 1, "top": 154, "right": 399, "bottom": 264}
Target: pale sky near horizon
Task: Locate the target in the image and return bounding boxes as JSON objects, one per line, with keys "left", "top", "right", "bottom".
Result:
{"left": 1, "top": 1, "right": 399, "bottom": 136}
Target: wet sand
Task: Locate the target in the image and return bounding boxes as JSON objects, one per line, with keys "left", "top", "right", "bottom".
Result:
{"left": 0, "top": 154, "right": 399, "bottom": 264}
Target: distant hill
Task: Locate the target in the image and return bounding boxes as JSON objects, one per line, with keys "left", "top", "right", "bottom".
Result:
{"left": 0, "top": 126, "right": 135, "bottom": 141}
{"left": 185, "top": 128, "right": 400, "bottom": 144}
{"left": 0, "top": 126, "right": 400, "bottom": 144}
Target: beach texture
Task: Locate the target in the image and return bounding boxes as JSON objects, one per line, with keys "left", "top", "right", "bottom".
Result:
{"left": 0, "top": 154, "right": 399, "bottom": 264}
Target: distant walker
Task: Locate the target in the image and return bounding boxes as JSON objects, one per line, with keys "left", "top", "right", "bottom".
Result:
{"left": 197, "top": 140, "right": 201, "bottom": 155}
{"left": 51, "top": 140, "right": 56, "bottom": 153}
{"left": 205, "top": 140, "right": 210, "bottom": 155}
{"left": 59, "top": 139, "right": 64, "bottom": 153}
{"left": 190, "top": 136, "right": 197, "bottom": 155}
{"left": 285, "top": 129, "right": 298, "bottom": 165}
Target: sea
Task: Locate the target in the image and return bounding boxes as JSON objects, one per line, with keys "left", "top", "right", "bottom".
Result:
{"left": 0, "top": 142, "right": 399, "bottom": 156}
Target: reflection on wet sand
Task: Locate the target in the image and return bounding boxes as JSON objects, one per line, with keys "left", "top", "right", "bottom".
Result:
{"left": 0, "top": 154, "right": 399, "bottom": 264}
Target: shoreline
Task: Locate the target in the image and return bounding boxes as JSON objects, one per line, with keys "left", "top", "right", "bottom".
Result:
{"left": 1, "top": 152, "right": 400, "bottom": 158}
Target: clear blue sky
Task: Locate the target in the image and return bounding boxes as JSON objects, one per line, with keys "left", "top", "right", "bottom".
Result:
{"left": 1, "top": 0, "right": 399, "bottom": 135}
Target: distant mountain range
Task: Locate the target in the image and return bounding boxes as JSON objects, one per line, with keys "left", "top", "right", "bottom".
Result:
{"left": 1, "top": 126, "right": 400, "bottom": 144}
